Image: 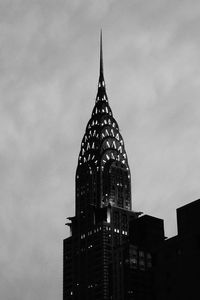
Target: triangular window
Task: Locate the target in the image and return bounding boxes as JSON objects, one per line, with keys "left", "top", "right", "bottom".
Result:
{"left": 111, "top": 153, "right": 115, "bottom": 159}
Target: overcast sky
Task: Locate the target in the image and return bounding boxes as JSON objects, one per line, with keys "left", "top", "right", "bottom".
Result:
{"left": 1, "top": 0, "right": 200, "bottom": 299}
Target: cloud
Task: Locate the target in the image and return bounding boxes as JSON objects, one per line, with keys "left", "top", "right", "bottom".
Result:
{"left": 1, "top": 0, "right": 200, "bottom": 299}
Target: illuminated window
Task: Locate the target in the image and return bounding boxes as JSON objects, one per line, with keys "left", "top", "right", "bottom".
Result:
{"left": 106, "top": 141, "right": 110, "bottom": 147}
{"left": 112, "top": 141, "right": 116, "bottom": 149}
{"left": 130, "top": 258, "right": 137, "bottom": 264}
{"left": 111, "top": 153, "right": 115, "bottom": 159}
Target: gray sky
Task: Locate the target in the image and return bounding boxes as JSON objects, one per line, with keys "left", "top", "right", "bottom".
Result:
{"left": 1, "top": 0, "right": 200, "bottom": 299}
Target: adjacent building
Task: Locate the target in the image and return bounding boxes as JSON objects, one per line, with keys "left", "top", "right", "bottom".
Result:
{"left": 155, "top": 199, "right": 200, "bottom": 299}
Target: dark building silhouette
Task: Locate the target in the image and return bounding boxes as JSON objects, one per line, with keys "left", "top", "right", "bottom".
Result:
{"left": 155, "top": 199, "right": 200, "bottom": 299}
{"left": 63, "top": 33, "right": 200, "bottom": 300}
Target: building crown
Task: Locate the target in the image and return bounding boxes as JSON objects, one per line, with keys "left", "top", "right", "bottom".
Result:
{"left": 76, "top": 32, "right": 131, "bottom": 213}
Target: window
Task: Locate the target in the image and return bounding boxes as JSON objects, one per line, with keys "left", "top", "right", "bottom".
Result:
{"left": 139, "top": 251, "right": 144, "bottom": 258}
{"left": 112, "top": 141, "right": 116, "bottom": 149}
{"left": 106, "top": 141, "right": 110, "bottom": 147}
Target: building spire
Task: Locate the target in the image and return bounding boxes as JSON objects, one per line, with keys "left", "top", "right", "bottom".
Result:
{"left": 100, "top": 29, "right": 104, "bottom": 79}
{"left": 96, "top": 30, "right": 108, "bottom": 102}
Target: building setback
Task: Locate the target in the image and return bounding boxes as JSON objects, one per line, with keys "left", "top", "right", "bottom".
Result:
{"left": 63, "top": 33, "right": 200, "bottom": 300}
